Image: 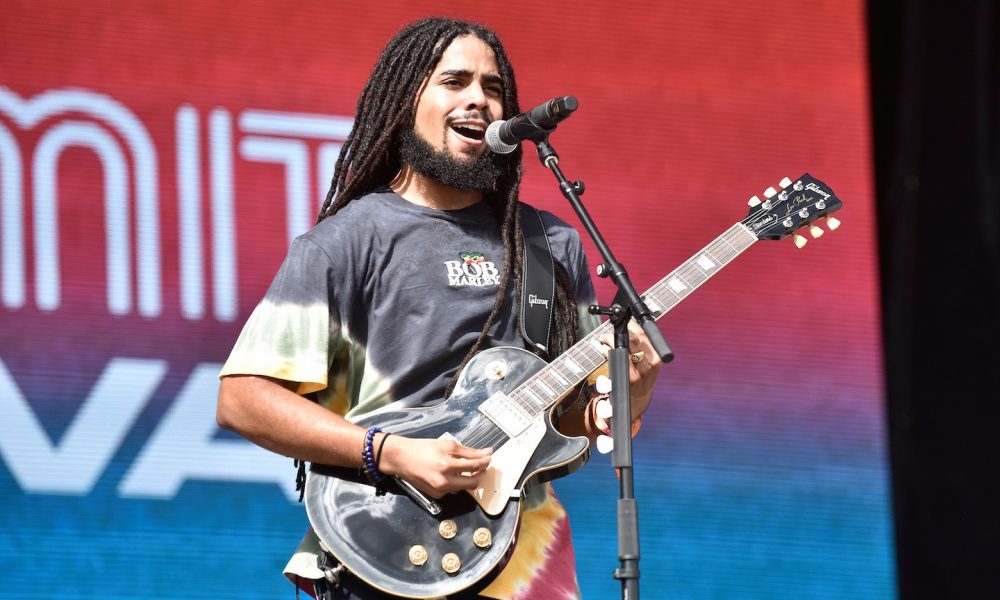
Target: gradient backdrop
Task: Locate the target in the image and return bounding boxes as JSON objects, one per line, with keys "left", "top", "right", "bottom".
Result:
{"left": 0, "top": 1, "right": 893, "bottom": 598}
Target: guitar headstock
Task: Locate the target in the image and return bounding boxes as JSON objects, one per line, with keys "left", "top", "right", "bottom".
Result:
{"left": 743, "top": 173, "right": 843, "bottom": 247}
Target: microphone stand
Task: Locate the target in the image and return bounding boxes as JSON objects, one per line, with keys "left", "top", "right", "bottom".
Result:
{"left": 531, "top": 134, "right": 674, "bottom": 600}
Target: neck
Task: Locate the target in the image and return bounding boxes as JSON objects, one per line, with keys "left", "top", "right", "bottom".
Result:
{"left": 390, "top": 164, "right": 483, "bottom": 211}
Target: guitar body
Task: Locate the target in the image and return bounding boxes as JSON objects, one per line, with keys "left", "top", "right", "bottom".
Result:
{"left": 305, "top": 346, "right": 591, "bottom": 599}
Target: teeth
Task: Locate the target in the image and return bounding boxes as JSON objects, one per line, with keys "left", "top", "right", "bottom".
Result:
{"left": 451, "top": 124, "right": 485, "bottom": 140}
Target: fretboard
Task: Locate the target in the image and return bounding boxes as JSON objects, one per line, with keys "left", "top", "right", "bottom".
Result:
{"left": 506, "top": 222, "right": 759, "bottom": 417}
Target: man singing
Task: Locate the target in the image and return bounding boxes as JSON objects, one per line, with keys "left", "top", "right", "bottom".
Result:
{"left": 217, "top": 17, "right": 661, "bottom": 599}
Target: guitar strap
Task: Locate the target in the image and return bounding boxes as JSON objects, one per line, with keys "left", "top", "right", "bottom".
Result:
{"left": 518, "top": 204, "right": 555, "bottom": 354}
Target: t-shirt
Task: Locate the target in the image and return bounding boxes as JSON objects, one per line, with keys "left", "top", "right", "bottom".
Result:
{"left": 221, "top": 188, "right": 598, "bottom": 599}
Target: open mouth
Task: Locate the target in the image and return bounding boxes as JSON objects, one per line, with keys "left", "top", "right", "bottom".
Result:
{"left": 450, "top": 123, "right": 486, "bottom": 141}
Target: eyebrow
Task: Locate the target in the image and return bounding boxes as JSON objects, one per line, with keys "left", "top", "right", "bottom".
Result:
{"left": 438, "top": 69, "right": 504, "bottom": 87}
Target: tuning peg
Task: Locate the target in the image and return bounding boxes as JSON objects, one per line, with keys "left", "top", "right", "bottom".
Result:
{"left": 826, "top": 216, "right": 841, "bottom": 230}
{"left": 809, "top": 225, "right": 825, "bottom": 238}
{"left": 793, "top": 234, "right": 808, "bottom": 248}
{"left": 596, "top": 435, "right": 614, "bottom": 454}
{"left": 779, "top": 177, "right": 793, "bottom": 188}
{"left": 764, "top": 187, "right": 778, "bottom": 198}
{"left": 596, "top": 398, "right": 613, "bottom": 420}
{"left": 748, "top": 195, "right": 762, "bottom": 207}
{"left": 595, "top": 375, "right": 612, "bottom": 395}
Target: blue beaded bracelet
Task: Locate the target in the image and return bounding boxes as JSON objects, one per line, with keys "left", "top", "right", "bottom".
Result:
{"left": 361, "top": 426, "right": 387, "bottom": 484}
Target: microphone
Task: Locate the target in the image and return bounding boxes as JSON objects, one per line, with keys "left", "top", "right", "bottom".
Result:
{"left": 486, "top": 96, "right": 578, "bottom": 154}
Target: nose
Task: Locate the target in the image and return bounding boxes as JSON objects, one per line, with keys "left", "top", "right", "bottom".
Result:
{"left": 463, "top": 82, "right": 489, "bottom": 112}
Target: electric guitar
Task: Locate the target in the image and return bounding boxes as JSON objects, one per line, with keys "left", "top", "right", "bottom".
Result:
{"left": 305, "top": 173, "right": 844, "bottom": 598}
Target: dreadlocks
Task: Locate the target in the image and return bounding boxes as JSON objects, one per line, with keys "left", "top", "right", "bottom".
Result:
{"left": 318, "top": 17, "right": 581, "bottom": 392}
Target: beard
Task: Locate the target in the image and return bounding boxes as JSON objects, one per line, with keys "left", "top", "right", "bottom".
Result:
{"left": 397, "top": 126, "right": 503, "bottom": 193}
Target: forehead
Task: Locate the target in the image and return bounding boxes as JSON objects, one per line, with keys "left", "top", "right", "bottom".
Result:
{"left": 431, "top": 34, "right": 499, "bottom": 74}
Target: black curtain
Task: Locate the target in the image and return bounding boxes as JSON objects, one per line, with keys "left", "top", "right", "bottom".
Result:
{"left": 869, "top": 0, "right": 1000, "bottom": 597}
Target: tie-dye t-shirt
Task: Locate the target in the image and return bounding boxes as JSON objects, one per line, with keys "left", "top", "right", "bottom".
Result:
{"left": 221, "top": 188, "right": 598, "bottom": 599}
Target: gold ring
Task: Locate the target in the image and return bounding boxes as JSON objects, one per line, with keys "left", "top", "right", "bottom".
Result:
{"left": 630, "top": 351, "right": 646, "bottom": 364}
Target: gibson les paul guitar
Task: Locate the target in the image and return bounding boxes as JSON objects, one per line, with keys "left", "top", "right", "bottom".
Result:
{"left": 305, "top": 173, "right": 844, "bottom": 598}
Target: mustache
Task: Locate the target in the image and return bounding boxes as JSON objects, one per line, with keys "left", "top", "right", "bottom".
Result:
{"left": 445, "top": 111, "right": 492, "bottom": 125}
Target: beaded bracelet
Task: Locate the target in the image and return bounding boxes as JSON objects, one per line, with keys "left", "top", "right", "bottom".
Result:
{"left": 361, "top": 426, "right": 388, "bottom": 484}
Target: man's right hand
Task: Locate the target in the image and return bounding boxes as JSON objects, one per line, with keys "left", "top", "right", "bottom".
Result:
{"left": 378, "top": 435, "right": 493, "bottom": 498}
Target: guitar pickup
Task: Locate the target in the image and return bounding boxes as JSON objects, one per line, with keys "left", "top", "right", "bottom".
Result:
{"left": 478, "top": 392, "right": 533, "bottom": 438}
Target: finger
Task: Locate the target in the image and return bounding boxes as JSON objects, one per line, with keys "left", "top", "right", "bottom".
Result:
{"left": 457, "top": 453, "right": 493, "bottom": 474}
{"left": 627, "top": 330, "right": 640, "bottom": 349}
{"left": 600, "top": 332, "right": 643, "bottom": 355}
{"left": 628, "top": 361, "right": 642, "bottom": 384}
{"left": 599, "top": 333, "right": 613, "bottom": 350}
{"left": 633, "top": 330, "right": 662, "bottom": 367}
{"left": 440, "top": 449, "right": 492, "bottom": 473}
{"left": 451, "top": 443, "right": 493, "bottom": 458}
{"left": 451, "top": 471, "right": 484, "bottom": 490}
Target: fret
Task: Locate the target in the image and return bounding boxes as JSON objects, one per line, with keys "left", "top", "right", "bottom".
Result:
{"left": 548, "top": 368, "right": 569, "bottom": 386}
{"left": 678, "top": 265, "right": 706, "bottom": 288}
{"left": 719, "top": 233, "right": 740, "bottom": 254}
{"left": 576, "top": 340, "right": 606, "bottom": 370}
{"left": 650, "top": 284, "right": 681, "bottom": 311}
{"left": 507, "top": 391, "right": 531, "bottom": 413}
{"left": 695, "top": 254, "right": 717, "bottom": 271}
{"left": 666, "top": 276, "right": 688, "bottom": 293}
{"left": 639, "top": 224, "right": 757, "bottom": 323}
{"left": 643, "top": 295, "right": 663, "bottom": 317}
{"left": 563, "top": 355, "right": 585, "bottom": 375}
{"left": 515, "top": 221, "right": 761, "bottom": 421}
{"left": 522, "top": 387, "right": 544, "bottom": 407}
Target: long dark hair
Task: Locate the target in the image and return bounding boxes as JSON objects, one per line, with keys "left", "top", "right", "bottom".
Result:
{"left": 319, "top": 17, "right": 580, "bottom": 391}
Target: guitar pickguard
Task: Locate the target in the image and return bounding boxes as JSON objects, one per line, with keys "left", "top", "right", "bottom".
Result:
{"left": 471, "top": 413, "right": 547, "bottom": 515}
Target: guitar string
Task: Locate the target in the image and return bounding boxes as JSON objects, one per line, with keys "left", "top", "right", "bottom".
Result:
{"left": 441, "top": 191, "right": 821, "bottom": 458}
{"left": 458, "top": 225, "right": 755, "bottom": 450}
{"left": 459, "top": 346, "right": 601, "bottom": 449}
{"left": 450, "top": 219, "right": 758, "bottom": 450}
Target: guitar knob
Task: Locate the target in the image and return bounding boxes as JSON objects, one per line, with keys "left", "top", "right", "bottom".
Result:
{"left": 793, "top": 234, "right": 808, "bottom": 248}
{"left": 441, "top": 553, "right": 462, "bottom": 574}
{"left": 473, "top": 527, "right": 493, "bottom": 549}
{"left": 485, "top": 361, "right": 507, "bottom": 380}
{"left": 408, "top": 545, "right": 428, "bottom": 566}
{"left": 826, "top": 216, "right": 841, "bottom": 230}
{"left": 809, "top": 225, "right": 825, "bottom": 238}
{"left": 439, "top": 520, "right": 458, "bottom": 540}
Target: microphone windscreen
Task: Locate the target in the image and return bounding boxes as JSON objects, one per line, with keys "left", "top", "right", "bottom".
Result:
{"left": 485, "top": 120, "right": 518, "bottom": 154}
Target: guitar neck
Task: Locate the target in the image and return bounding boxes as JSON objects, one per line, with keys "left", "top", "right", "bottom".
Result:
{"left": 509, "top": 223, "right": 759, "bottom": 417}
